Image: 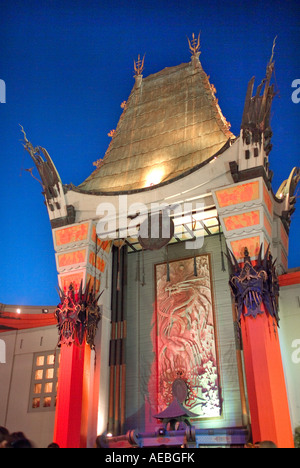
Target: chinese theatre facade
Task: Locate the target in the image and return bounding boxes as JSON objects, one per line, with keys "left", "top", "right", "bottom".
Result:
{"left": 21, "top": 36, "right": 299, "bottom": 448}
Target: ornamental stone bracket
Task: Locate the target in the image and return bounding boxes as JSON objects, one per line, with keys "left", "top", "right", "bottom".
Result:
{"left": 212, "top": 177, "right": 289, "bottom": 273}
{"left": 52, "top": 220, "right": 112, "bottom": 295}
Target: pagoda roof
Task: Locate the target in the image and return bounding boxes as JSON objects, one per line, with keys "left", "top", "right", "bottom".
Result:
{"left": 79, "top": 57, "right": 233, "bottom": 193}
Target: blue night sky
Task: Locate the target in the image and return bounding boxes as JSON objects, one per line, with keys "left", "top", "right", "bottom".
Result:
{"left": 0, "top": 0, "right": 299, "bottom": 306}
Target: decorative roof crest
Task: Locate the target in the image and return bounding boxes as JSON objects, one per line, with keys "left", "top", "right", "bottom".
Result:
{"left": 134, "top": 54, "right": 145, "bottom": 77}
{"left": 268, "top": 35, "right": 277, "bottom": 67}
{"left": 187, "top": 32, "right": 201, "bottom": 57}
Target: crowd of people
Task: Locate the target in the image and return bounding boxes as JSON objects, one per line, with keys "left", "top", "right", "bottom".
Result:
{"left": 1, "top": 425, "right": 280, "bottom": 448}
{"left": 0, "top": 426, "right": 59, "bottom": 448}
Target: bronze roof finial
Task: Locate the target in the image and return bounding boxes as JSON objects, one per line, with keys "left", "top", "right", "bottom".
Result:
{"left": 187, "top": 32, "right": 201, "bottom": 57}
{"left": 134, "top": 54, "right": 145, "bottom": 77}
{"left": 269, "top": 35, "right": 277, "bottom": 66}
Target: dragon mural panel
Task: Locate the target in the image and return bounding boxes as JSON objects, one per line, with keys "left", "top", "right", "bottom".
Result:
{"left": 155, "top": 255, "right": 221, "bottom": 418}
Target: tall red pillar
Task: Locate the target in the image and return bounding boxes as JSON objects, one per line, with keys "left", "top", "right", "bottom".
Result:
{"left": 54, "top": 343, "right": 91, "bottom": 448}
{"left": 213, "top": 174, "right": 296, "bottom": 448}
{"left": 241, "top": 306, "right": 294, "bottom": 448}
{"left": 51, "top": 221, "right": 109, "bottom": 448}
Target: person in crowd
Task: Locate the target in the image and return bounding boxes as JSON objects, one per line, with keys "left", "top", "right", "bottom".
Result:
{"left": 0, "top": 429, "right": 34, "bottom": 448}
{"left": 0, "top": 427, "right": 9, "bottom": 448}
{"left": 47, "top": 442, "right": 60, "bottom": 448}
{"left": 257, "top": 440, "right": 278, "bottom": 448}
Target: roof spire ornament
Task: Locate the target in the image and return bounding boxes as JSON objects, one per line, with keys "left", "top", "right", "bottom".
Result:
{"left": 134, "top": 54, "right": 145, "bottom": 88}
{"left": 187, "top": 32, "right": 201, "bottom": 57}
{"left": 241, "top": 38, "right": 278, "bottom": 157}
{"left": 269, "top": 35, "right": 277, "bottom": 67}
{"left": 188, "top": 32, "right": 201, "bottom": 69}
{"left": 134, "top": 54, "right": 145, "bottom": 76}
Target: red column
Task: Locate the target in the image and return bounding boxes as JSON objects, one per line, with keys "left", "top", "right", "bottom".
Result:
{"left": 54, "top": 343, "right": 90, "bottom": 448}
{"left": 80, "top": 344, "right": 92, "bottom": 448}
{"left": 241, "top": 306, "right": 294, "bottom": 448}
